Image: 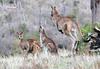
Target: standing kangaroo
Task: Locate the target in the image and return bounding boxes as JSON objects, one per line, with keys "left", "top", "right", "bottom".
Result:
{"left": 17, "top": 32, "right": 41, "bottom": 57}
{"left": 51, "top": 6, "right": 82, "bottom": 54}
{"left": 51, "top": 6, "right": 82, "bottom": 37}
{"left": 39, "top": 26, "right": 58, "bottom": 54}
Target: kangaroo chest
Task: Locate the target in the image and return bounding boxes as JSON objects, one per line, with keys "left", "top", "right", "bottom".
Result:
{"left": 19, "top": 40, "right": 28, "bottom": 50}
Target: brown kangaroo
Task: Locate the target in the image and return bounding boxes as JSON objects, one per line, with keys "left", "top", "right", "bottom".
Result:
{"left": 27, "top": 39, "right": 42, "bottom": 55}
{"left": 51, "top": 6, "right": 82, "bottom": 37}
{"left": 17, "top": 32, "right": 41, "bottom": 56}
{"left": 51, "top": 6, "right": 83, "bottom": 54}
{"left": 39, "top": 26, "right": 58, "bottom": 54}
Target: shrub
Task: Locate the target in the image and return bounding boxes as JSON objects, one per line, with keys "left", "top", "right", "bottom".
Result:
{"left": 77, "top": 23, "right": 93, "bottom": 53}
{"left": 81, "top": 23, "right": 92, "bottom": 35}
{"left": 0, "top": 0, "right": 3, "bottom": 3}
{"left": 18, "top": 23, "right": 29, "bottom": 34}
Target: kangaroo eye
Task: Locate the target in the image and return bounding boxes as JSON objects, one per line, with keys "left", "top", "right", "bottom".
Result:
{"left": 20, "top": 35, "right": 23, "bottom": 37}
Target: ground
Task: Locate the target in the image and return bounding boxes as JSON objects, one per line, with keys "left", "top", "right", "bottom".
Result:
{"left": 0, "top": 50, "right": 100, "bottom": 69}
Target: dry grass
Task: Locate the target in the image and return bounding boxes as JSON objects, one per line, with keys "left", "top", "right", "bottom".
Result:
{"left": 0, "top": 50, "right": 100, "bottom": 69}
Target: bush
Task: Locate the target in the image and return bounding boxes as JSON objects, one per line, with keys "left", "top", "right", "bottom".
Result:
{"left": 77, "top": 23, "right": 93, "bottom": 53}
{"left": 32, "top": 31, "right": 40, "bottom": 41}
{"left": 18, "top": 23, "right": 29, "bottom": 34}
{"left": 81, "top": 23, "right": 92, "bottom": 35}
{"left": 0, "top": 0, "right": 3, "bottom": 3}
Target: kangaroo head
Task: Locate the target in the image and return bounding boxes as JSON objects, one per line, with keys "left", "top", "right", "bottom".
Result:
{"left": 17, "top": 32, "right": 24, "bottom": 40}
{"left": 39, "top": 26, "right": 44, "bottom": 33}
{"left": 39, "top": 26, "right": 47, "bottom": 38}
{"left": 51, "top": 6, "right": 59, "bottom": 17}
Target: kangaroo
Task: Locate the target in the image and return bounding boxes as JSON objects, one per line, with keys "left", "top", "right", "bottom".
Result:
{"left": 51, "top": 6, "right": 83, "bottom": 54}
{"left": 17, "top": 32, "right": 41, "bottom": 57}
{"left": 39, "top": 26, "right": 58, "bottom": 54}
{"left": 51, "top": 6, "right": 82, "bottom": 38}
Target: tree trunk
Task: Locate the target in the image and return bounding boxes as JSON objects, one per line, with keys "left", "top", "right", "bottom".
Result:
{"left": 95, "top": 0, "right": 100, "bottom": 23}
{"left": 91, "top": 0, "right": 100, "bottom": 28}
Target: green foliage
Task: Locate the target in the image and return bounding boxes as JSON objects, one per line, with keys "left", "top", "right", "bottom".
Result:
{"left": 81, "top": 23, "right": 92, "bottom": 35}
{"left": 0, "top": 0, "right": 3, "bottom": 3}
{"left": 81, "top": 23, "right": 100, "bottom": 40}
{"left": 77, "top": 23, "right": 100, "bottom": 53}
{"left": 77, "top": 23, "right": 93, "bottom": 52}
{"left": 17, "top": 23, "right": 39, "bottom": 41}
{"left": 32, "top": 31, "right": 40, "bottom": 41}
{"left": 24, "top": 31, "right": 40, "bottom": 42}
{"left": 77, "top": 40, "right": 87, "bottom": 53}
{"left": 96, "top": 23, "right": 100, "bottom": 28}
{"left": 18, "top": 23, "right": 29, "bottom": 34}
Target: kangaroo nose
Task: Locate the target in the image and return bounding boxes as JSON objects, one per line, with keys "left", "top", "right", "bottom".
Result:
{"left": 58, "top": 30, "right": 63, "bottom": 34}
{"left": 51, "top": 14, "right": 53, "bottom": 17}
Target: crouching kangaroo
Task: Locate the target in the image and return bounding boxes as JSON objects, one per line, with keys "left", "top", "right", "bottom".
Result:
{"left": 17, "top": 32, "right": 41, "bottom": 57}
{"left": 39, "top": 26, "right": 58, "bottom": 54}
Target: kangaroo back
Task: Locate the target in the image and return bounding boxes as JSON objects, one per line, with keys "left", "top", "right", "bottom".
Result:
{"left": 39, "top": 26, "right": 58, "bottom": 54}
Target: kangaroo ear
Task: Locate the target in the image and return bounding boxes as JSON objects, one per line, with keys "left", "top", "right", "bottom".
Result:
{"left": 51, "top": 6, "right": 53, "bottom": 9}
{"left": 54, "top": 6, "right": 56, "bottom": 9}
{"left": 40, "top": 26, "right": 42, "bottom": 29}
{"left": 40, "top": 25, "right": 44, "bottom": 29}
{"left": 20, "top": 32, "right": 23, "bottom": 35}
{"left": 39, "top": 26, "right": 42, "bottom": 32}
{"left": 43, "top": 29, "right": 45, "bottom": 33}
{"left": 16, "top": 32, "right": 19, "bottom": 35}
